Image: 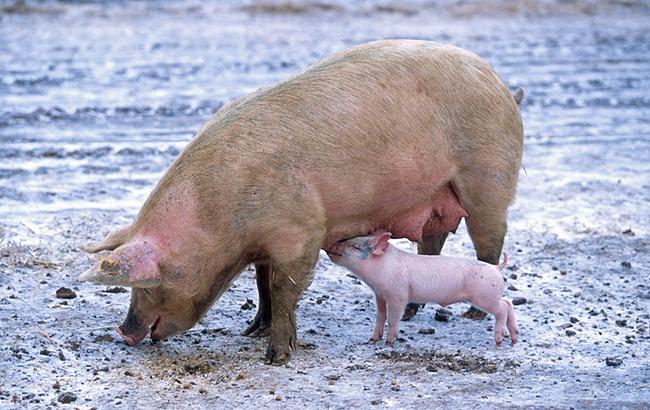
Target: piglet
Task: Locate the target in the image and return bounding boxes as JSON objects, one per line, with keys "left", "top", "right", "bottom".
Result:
{"left": 327, "top": 231, "right": 518, "bottom": 347}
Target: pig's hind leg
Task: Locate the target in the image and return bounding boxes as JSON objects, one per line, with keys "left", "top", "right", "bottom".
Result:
{"left": 241, "top": 262, "right": 272, "bottom": 338}
{"left": 370, "top": 294, "right": 387, "bottom": 343}
{"left": 457, "top": 185, "right": 513, "bottom": 321}
{"left": 469, "top": 296, "right": 508, "bottom": 347}
{"left": 503, "top": 298, "right": 519, "bottom": 345}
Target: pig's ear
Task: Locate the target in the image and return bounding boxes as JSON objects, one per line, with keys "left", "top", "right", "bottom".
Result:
{"left": 78, "top": 240, "right": 160, "bottom": 288}
{"left": 81, "top": 224, "right": 131, "bottom": 253}
{"left": 371, "top": 232, "right": 392, "bottom": 255}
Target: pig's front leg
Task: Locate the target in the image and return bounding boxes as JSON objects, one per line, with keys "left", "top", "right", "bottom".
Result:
{"left": 370, "top": 294, "right": 387, "bottom": 343}
{"left": 265, "top": 232, "right": 322, "bottom": 365}
{"left": 385, "top": 300, "right": 407, "bottom": 346}
{"left": 241, "top": 262, "right": 272, "bottom": 338}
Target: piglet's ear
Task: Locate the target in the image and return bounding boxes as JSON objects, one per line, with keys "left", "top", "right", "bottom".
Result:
{"left": 371, "top": 232, "right": 392, "bottom": 255}
{"left": 78, "top": 240, "right": 160, "bottom": 288}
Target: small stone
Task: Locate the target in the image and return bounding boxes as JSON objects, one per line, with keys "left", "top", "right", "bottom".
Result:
{"left": 104, "top": 286, "right": 128, "bottom": 293}
{"left": 621, "top": 261, "right": 632, "bottom": 269}
{"left": 509, "top": 273, "right": 518, "bottom": 280}
{"left": 124, "top": 370, "right": 134, "bottom": 377}
{"left": 275, "top": 395, "right": 282, "bottom": 401}
{"left": 52, "top": 381, "right": 61, "bottom": 390}
{"left": 622, "top": 228, "right": 635, "bottom": 236}
{"left": 559, "top": 323, "right": 573, "bottom": 329}
{"left": 434, "top": 308, "right": 452, "bottom": 322}
{"left": 605, "top": 357, "right": 623, "bottom": 367}
{"left": 371, "top": 399, "right": 382, "bottom": 405}
{"left": 40, "top": 349, "right": 51, "bottom": 356}
{"left": 512, "top": 297, "right": 527, "bottom": 306}
{"left": 93, "top": 334, "right": 113, "bottom": 343}
{"left": 56, "top": 287, "right": 77, "bottom": 299}
{"left": 58, "top": 392, "right": 77, "bottom": 404}
{"left": 565, "top": 329, "right": 576, "bottom": 336}
{"left": 570, "top": 316, "right": 580, "bottom": 323}
{"left": 507, "top": 284, "right": 519, "bottom": 291}
{"left": 418, "top": 328, "right": 435, "bottom": 335}
{"left": 615, "top": 319, "right": 627, "bottom": 327}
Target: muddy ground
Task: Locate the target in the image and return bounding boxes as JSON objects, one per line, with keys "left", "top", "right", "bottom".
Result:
{"left": 1, "top": 1, "right": 649, "bottom": 408}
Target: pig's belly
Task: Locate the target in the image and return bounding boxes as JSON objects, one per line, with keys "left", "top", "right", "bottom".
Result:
{"left": 324, "top": 183, "right": 467, "bottom": 246}
{"left": 384, "top": 183, "right": 467, "bottom": 241}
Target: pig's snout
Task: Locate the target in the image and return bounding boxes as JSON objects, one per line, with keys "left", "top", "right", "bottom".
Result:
{"left": 117, "top": 307, "right": 157, "bottom": 346}
{"left": 117, "top": 319, "right": 152, "bottom": 346}
{"left": 324, "top": 242, "right": 345, "bottom": 257}
{"left": 116, "top": 325, "right": 148, "bottom": 346}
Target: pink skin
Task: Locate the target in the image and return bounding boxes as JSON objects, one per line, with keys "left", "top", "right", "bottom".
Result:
{"left": 327, "top": 231, "right": 519, "bottom": 347}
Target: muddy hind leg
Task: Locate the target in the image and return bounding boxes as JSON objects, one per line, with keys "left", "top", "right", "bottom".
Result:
{"left": 402, "top": 233, "right": 449, "bottom": 321}
{"left": 241, "top": 262, "right": 272, "bottom": 337}
{"left": 463, "top": 212, "right": 508, "bottom": 320}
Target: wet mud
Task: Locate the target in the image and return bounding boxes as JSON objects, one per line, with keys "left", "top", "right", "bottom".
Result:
{"left": 1, "top": 0, "right": 649, "bottom": 408}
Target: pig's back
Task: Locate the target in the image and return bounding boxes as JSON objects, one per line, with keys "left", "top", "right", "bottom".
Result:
{"left": 401, "top": 253, "right": 501, "bottom": 306}
{"left": 145, "top": 40, "right": 519, "bottom": 246}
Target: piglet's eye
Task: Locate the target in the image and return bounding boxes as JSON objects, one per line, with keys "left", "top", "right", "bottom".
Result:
{"left": 352, "top": 244, "right": 360, "bottom": 250}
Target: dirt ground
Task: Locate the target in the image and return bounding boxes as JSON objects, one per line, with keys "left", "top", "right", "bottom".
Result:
{"left": 1, "top": 1, "right": 649, "bottom": 409}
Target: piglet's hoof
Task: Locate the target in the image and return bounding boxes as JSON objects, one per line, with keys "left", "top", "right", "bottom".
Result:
{"left": 462, "top": 306, "right": 487, "bottom": 320}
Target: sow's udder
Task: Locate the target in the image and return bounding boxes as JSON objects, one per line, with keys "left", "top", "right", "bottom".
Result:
{"left": 327, "top": 184, "right": 467, "bottom": 247}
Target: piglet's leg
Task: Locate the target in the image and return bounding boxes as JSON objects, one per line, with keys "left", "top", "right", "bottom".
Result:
{"left": 504, "top": 298, "right": 519, "bottom": 345}
{"left": 385, "top": 301, "right": 407, "bottom": 346}
{"left": 492, "top": 300, "right": 510, "bottom": 347}
{"left": 370, "top": 295, "right": 387, "bottom": 343}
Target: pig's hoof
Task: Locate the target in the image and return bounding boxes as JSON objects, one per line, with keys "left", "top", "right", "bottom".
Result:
{"left": 242, "top": 322, "right": 270, "bottom": 338}
{"left": 369, "top": 337, "right": 379, "bottom": 344}
{"left": 462, "top": 306, "right": 487, "bottom": 320}
{"left": 401, "top": 303, "right": 422, "bottom": 321}
{"left": 241, "top": 315, "right": 271, "bottom": 338}
{"left": 265, "top": 345, "right": 291, "bottom": 365}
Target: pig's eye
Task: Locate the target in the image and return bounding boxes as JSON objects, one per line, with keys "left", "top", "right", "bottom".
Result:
{"left": 352, "top": 244, "right": 360, "bottom": 250}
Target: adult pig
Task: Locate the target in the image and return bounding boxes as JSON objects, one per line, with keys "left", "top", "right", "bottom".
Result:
{"left": 79, "top": 40, "right": 524, "bottom": 364}
{"left": 327, "top": 231, "right": 519, "bottom": 346}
